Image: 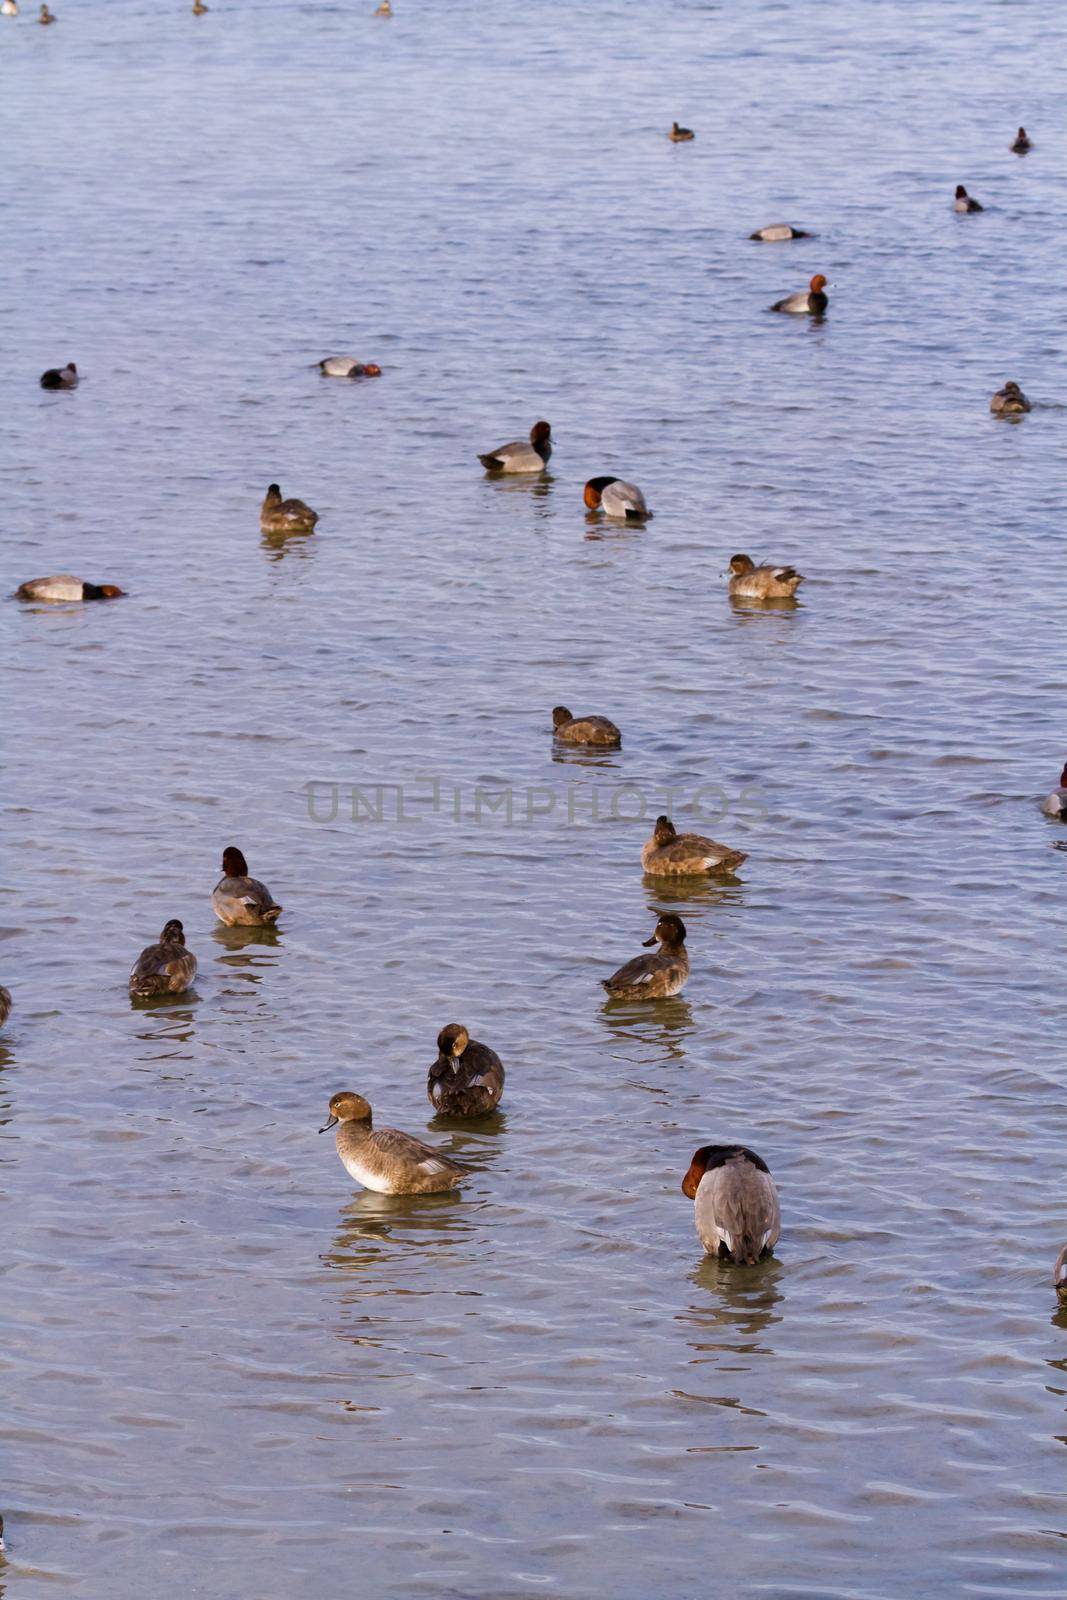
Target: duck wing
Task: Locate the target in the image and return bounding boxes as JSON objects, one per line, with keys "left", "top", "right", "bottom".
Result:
{"left": 603, "top": 951, "right": 663, "bottom": 990}
{"left": 373, "top": 1127, "right": 468, "bottom": 1176}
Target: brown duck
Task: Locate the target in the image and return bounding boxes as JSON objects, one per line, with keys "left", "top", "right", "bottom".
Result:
{"left": 427, "top": 1024, "right": 505, "bottom": 1116}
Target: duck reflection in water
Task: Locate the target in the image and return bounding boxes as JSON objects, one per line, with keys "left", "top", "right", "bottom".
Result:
{"left": 598, "top": 995, "right": 694, "bottom": 1063}
{"left": 260, "top": 526, "right": 318, "bottom": 562}
{"left": 644, "top": 875, "right": 746, "bottom": 910}
{"left": 678, "top": 1259, "right": 785, "bottom": 1375}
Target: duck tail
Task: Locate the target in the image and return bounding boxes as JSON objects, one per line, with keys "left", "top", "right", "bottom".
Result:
{"left": 478, "top": 453, "right": 502, "bottom": 471}
{"left": 263, "top": 904, "right": 283, "bottom": 923}
{"left": 720, "top": 850, "right": 748, "bottom": 872}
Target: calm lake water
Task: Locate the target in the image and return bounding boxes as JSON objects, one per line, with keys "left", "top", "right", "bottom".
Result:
{"left": 3, "top": 1, "right": 1067, "bottom": 1595}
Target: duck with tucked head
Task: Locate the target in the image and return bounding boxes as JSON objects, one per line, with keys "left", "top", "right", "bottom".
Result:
{"left": 1055, "top": 1245, "right": 1067, "bottom": 1307}
{"left": 602, "top": 913, "right": 689, "bottom": 1000}
{"left": 479, "top": 420, "right": 552, "bottom": 474}
{"left": 320, "top": 1092, "right": 469, "bottom": 1194}
{"left": 0, "top": 986, "right": 11, "bottom": 1029}
{"left": 40, "top": 362, "right": 77, "bottom": 388}
{"left": 212, "top": 846, "right": 282, "bottom": 926}
{"left": 749, "top": 222, "right": 811, "bottom": 241}
{"left": 318, "top": 356, "right": 382, "bottom": 377}
{"left": 990, "top": 381, "right": 1030, "bottom": 415}
{"left": 954, "top": 184, "right": 983, "bottom": 213}
{"left": 641, "top": 814, "right": 746, "bottom": 877}
{"left": 669, "top": 122, "right": 694, "bottom": 142}
{"left": 728, "top": 553, "right": 804, "bottom": 600}
{"left": 428, "top": 1024, "right": 505, "bottom": 1117}
{"left": 260, "top": 483, "right": 319, "bottom": 533}
{"left": 682, "top": 1144, "right": 780, "bottom": 1264}
{"left": 1011, "top": 127, "right": 1031, "bottom": 153}
{"left": 129, "top": 919, "right": 197, "bottom": 998}
{"left": 770, "top": 274, "right": 829, "bottom": 315}
{"left": 552, "top": 705, "right": 621, "bottom": 747}
{"left": 583, "top": 477, "right": 652, "bottom": 521}
{"left": 17, "top": 575, "right": 124, "bottom": 603}
{"left": 1041, "top": 762, "right": 1067, "bottom": 818}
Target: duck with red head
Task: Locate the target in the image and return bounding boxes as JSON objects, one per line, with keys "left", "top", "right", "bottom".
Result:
{"left": 318, "top": 356, "right": 383, "bottom": 377}
{"left": 601, "top": 914, "right": 689, "bottom": 1000}
{"left": 552, "top": 706, "right": 621, "bottom": 747}
{"left": 770, "top": 274, "right": 830, "bottom": 315}
{"left": 129, "top": 919, "right": 197, "bottom": 998}
{"left": 1011, "top": 126, "right": 1031, "bottom": 153}
{"left": 583, "top": 476, "right": 652, "bottom": 521}
{"left": 427, "top": 1024, "right": 505, "bottom": 1117}
{"left": 1041, "top": 762, "right": 1067, "bottom": 818}
{"left": 641, "top": 814, "right": 746, "bottom": 876}
{"left": 681, "top": 1144, "right": 780, "bottom": 1264}
{"left": 16, "top": 576, "right": 124, "bottom": 603}
{"left": 478, "top": 420, "right": 552, "bottom": 474}
{"left": 212, "top": 846, "right": 283, "bottom": 926}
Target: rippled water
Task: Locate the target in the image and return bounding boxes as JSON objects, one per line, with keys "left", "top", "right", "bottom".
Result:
{"left": 4, "top": 1, "right": 1067, "bottom": 1595}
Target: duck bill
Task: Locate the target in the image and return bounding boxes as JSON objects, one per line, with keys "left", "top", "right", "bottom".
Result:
{"left": 318, "top": 1114, "right": 339, "bottom": 1134}
{"left": 641, "top": 933, "right": 659, "bottom": 947}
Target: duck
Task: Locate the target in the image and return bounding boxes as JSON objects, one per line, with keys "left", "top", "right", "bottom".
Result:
{"left": 602, "top": 913, "right": 690, "bottom": 1001}
{"left": 770, "top": 274, "right": 829, "bottom": 315}
{"left": 990, "top": 381, "right": 1031, "bottom": 415}
{"left": 0, "top": 986, "right": 11, "bottom": 1028}
{"left": 375, "top": 0, "right": 392, "bottom": 13}
{"left": 728, "top": 552, "right": 804, "bottom": 600}
{"left": 1055, "top": 1245, "right": 1067, "bottom": 1307}
{"left": 583, "top": 477, "right": 652, "bottom": 520}
{"left": 319, "top": 1092, "right": 468, "bottom": 1194}
{"left": 318, "top": 356, "right": 382, "bottom": 377}
{"left": 0, "top": 1511, "right": 4, "bottom": 1551}
{"left": 129, "top": 919, "right": 197, "bottom": 998}
{"left": 1041, "top": 762, "right": 1067, "bottom": 818}
{"left": 954, "top": 184, "right": 983, "bottom": 212}
{"left": 212, "top": 846, "right": 282, "bottom": 926}
{"left": 682, "top": 1144, "right": 781, "bottom": 1264}
{"left": 749, "top": 222, "right": 811, "bottom": 241}
{"left": 552, "top": 705, "right": 621, "bottom": 747}
{"left": 641, "top": 814, "right": 747, "bottom": 876}
{"left": 39, "top": 362, "right": 77, "bottom": 388}
{"left": 669, "top": 122, "right": 694, "bottom": 142}
{"left": 260, "top": 483, "right": 319, "bottom": 533}
{"left": 1, "top": 2, "right": 18, "bottom": 16}
{"left": 428, "top": 1024, "right": 505, "bottom": 1116}
{"left": 1011, "top": 127, "right": 1031, "bottom": 153}
{"left": 192, "top": 0, "right": 208, "bottom": 11}
{"left": 40, "top": 3, "right": 55, "bottom": 19}
{"left": 16, "top": 575, "right": 124, "bottom": 603}
{"left": 478, "top": 420, "right": 552, "bottom": 474}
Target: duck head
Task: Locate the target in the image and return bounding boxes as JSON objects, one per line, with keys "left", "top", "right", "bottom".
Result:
{"left": 681, "top": 1143, "right": 769, "bottom": 1198}
{"left": 1003, "top": 381, "right": 1023, "bottom": 396}
{"left": 955, "top": 185, "right": 969, "bottom": 199}
{"left": 552, "top": 705, "right": 574, "bottom": 729}
{"left": 642, "top": 912, "right": 687, "bottom": 949}
{"left": 263, "top": 483, "right": 282, "bottom": 505}
{"left": 362, "top": 363, "right": 382, "bottom": 377}
{"left": 159, "top": 919, "right": 185, "bottom": 945}
{"left": 436, "top": 1023, "right": 470, "bottom": 1061}
{"left": 809, "top": 274, "right": 828, "bottom": 294}
{"left": 222, "top": 845, "right": 249, "bottom": 877}
{"left": 83, "top": 582, "right": 125, "bottom": 600}
{"left": 530, "top": 420, "right": 552, "bottom": 449}
{"left": 583, "top": 476, "right": 615, "bottom": 511}
{"left": 319, "top": 1091, "right": 372, "bottom": 1132}
{"left": 729, "top": 554, "right": 756, "bottom": 576}
{"left": 1059, "top": 762, "right": 1067, "bottom": 789}
{"left": 651, "top": 814, "right": 678, "bottom": 846}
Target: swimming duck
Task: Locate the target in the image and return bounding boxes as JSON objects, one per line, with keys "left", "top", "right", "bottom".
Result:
{"left": 990, "top": 381, "right": 1030, "bottom": 415}
{"left": 192, "top": 0, "right": 208, "bottom": 11}
{"left": 212, "top": 846, "right": 282, "bottom": 926}
{"left": 39, "top": 3, "right": 55, "bottom": 19}
{"left": 375, "top": 0, "right": 392, "bottom": 13}
{"left": 602, "top": 913, "right": 690, "bottom": 1001}
{"left": 641, "top": 814, "right": 747, "bottom": 876}
{"left": 749, "top": 222, "right": 810, "bottom": 241}
{"left": 1011, "top": 127, "right": 1031, "bottom": 153}
{"left": 478, "top": 420, "right": 552, "bottom": 474}
{"left": 954, "top": 184, "right": 983, "bottom": 212}
{"left": 770, "top": 274, "right": 829, "bottom": 315}
{"left": 1, "top": 2, "right": 18, "bottom": 16}
{"left": 40, "top": 362, "right": 77, "bottom": 388}
{"left": 682, "top": 1144, "right": 781, "bottom": 1264}
{"left": 428, "top": 1024, "right": 505, "bottom": 1117}
{"left": 129, "top": 919, "right": 197, "bottom": 998}
{"left": 260, "top": 483, "right": 319, "bottom": 533}
{"left": 669, "top": 122, "right": 694, "bottom": 142}
{"left": 16, "top": 575, "right": 124, "bottom": 603}
{"left": 552, "top": 705, "right": 621, "bottom": 747}
{"left": 583, "top": 477, "right": 652, "bottom": 520}
{"left": 318, "top": 357, "right": 382, "bottom": 377}
{"left": 1041, "top": 762, "right": 1067, "bottom": 818}
{"left": 728, "top": 553, "right": 804, "bottom": 600}
{"left": 1055, "top": 1245, "right": 1067, "bottom": 1307}
{"left": 0, "top": 986, "right": 11, "bottom": 1028}
{"left": 319, "top": 1092, "right": 468, "bottom": 1194}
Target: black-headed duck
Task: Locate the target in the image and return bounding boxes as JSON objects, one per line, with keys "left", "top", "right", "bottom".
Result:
{"left": 319, "top": 1092, "right": 468, "bottom": 1194}
{"left": 212, "top": 846, "right": 282, "bottom": 926}
{"left": 641, "top": 814, "right": 746, "bottom": 876}
{"left": 750, "top": 222, "right": 811, "bottom": 241}
{"left": 129, "top": 920, "right": 197, "bottom": 998}
{"left": 17, "top": 575, "right": 124, "bottom": 603}
{"left": 428, "top": 1024, "right": 505, "bottom": 1117}
{"left": 669, "top": 122, "right": 694, "bottom": 142}
{"left": 1011, "top": 127, "right": 1031, "bottom": 153}
{"left": 318, "top": 356, "right": 382, "bottom": 377}
{"left": 552, "top": 706, "right": 621, "bottom": 747}
{"left": 990, "top": 381, "right": 1030, "bottom": 415}
{"left": 1055, "top": 1245, "right": 1067, "bottom": 1307}
{"left": 583, "top": 477, "right": 652, "bottom": 520}
{"left": 682, "top": 1144, "right": 780, "bottom": 1264}
{"left": 770, "top": 274, "right": 829, "bottom": 315}
{"left": 40, "top": 362, "right": 77, "bottom": 388}
{"left": 1041, "top": 762, "right": 1067, "bottom": 818}
{"left": 0, "top": 986, "right": 11, "bottom": 1028}
{"left": 479, "top": 420, "right": 552, "bottom": 474}
{"left": 602, "top": 913, "right": 689, "bottom": 1001}
{"left": 260, "top": 483, "right": 319, "bottom": 533}
{"left": 954, "top": 184, "right": 983, "bottom": 213}
{"left": 728, "top": 553, "right": 804, "bottom": 600}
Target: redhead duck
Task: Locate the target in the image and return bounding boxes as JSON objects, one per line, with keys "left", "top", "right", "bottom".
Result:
{"left": 318, "top": 356, "right": 382, "bottom": 377}
{"left": 682, "top": 1145, "right": 780, "bottom": 1263}
{"left": 750, "top": 222, "right": 811, "bottom": 241}
{"left": 602, "top": 914, "right": 689, "bottom": 1001}
{"left": 320, "top": 1092, "right": 468, "bottom": 1194}
{"left": 129, "top": 920, "right": 197, "bottom": 998}
{"left": 1055, "top": 1245, "right": 1067, "bottom": 1307}
{"left": 40, "top": 362, "right": 77, "bottom": 388}
{"left": 770, "top": 274, "right": 829, "bottom": 314}
{"left": 728, "top": 553, "right": 804, "bottom": 600}
{"left": 39, "top": 4, "right": 56, "bottom": 19}
{"left": 260, "top": 483, "right": 318, "bottom": 532}
{"left": 954, "top": 184, "right": 983, "bottom": 212}
{"left": 583, "top": 477, "right": 652, "bottom": 520}
{"left": 1041, "top": 763, "right": 1067, "bottom": 818}
{"left": 17, "top": 575, "right": 124, "bottom": 603}
{"left": 669, "top": 122, "right": 694, "bottom": 142}
{"left": 428, "top": 1025, "right": 505, "bottom": 1117}
{"left": 641, "top": 814, "right": 746, "bottom": 876}
{"left": 552, "top": 706, "right": 621, "bottom": 747}
{"left": 479, "top": 420, "right": 552, "bottom": 474}
{"left": 1, "top": 2, "right": 19, "bottom": 16}
{"left": 212, "top": 846, "right": 282, "bottom": 926}
{"left": 1011, "top": 127, "right": 1031, "bottom": 153}
{"left": 990, "top": 381, "right": 1030, "bottom": 415}
{"left": 0, "top": 986, "right": 11, "bottom": 1028}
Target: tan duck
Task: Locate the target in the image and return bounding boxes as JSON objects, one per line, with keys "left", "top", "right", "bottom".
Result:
{"left": 427, "top": 1024, "right": 505, "bottom": 1116}
{"left": 990, "top": 381, "right": 1030, "bottom": 415}
{"left": 602, "top": 913, "right": 689, "bottom": 1000}
{"left": 0, "top": 985, "right": 11, "bottom": 1028}
{"left": 552, "top": 705, "right": 621, "bottom": 747}
{"left": 1055, "top": 1245, "right": 1067, "bottom": 1307}
{"left": 129, "top": 919, "right": 197, "bottom": 997}
{"left": 770, "top": 274, "right": 829, "bottom": 314}
{"left": 750, "top": 222, "right": 811, "bottom": 241}
{"left": 319, "top": 1092, "right": 469, "bottom": 1194}
{"left": 1041, "top": 762, "right": 1067, "bottom": 818}
{"left": 212, "top": 846, "right": 282, "bottom": 926}
{"left": 17, "top": 575, "right": 124, "bottom": 603}
{"left": 728, "top": 553, "right": 804, "bottom": 600}
{"left": 641, "top": 814, "right": 746, "bottom": 876}
{"left": 478, "top": 420, "right": 552, "bottom": 474}
{"left": 668, "top": 122, "right": 694, "bottom": 142}
{"left": 260, "top": 483, "right": 319, "bottom": 533}
{"left": 682, "top": 1144, "right": 781, "bottom": 1263}
{"left": 40, "top": 362, "right": 77, "bottom": 388}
